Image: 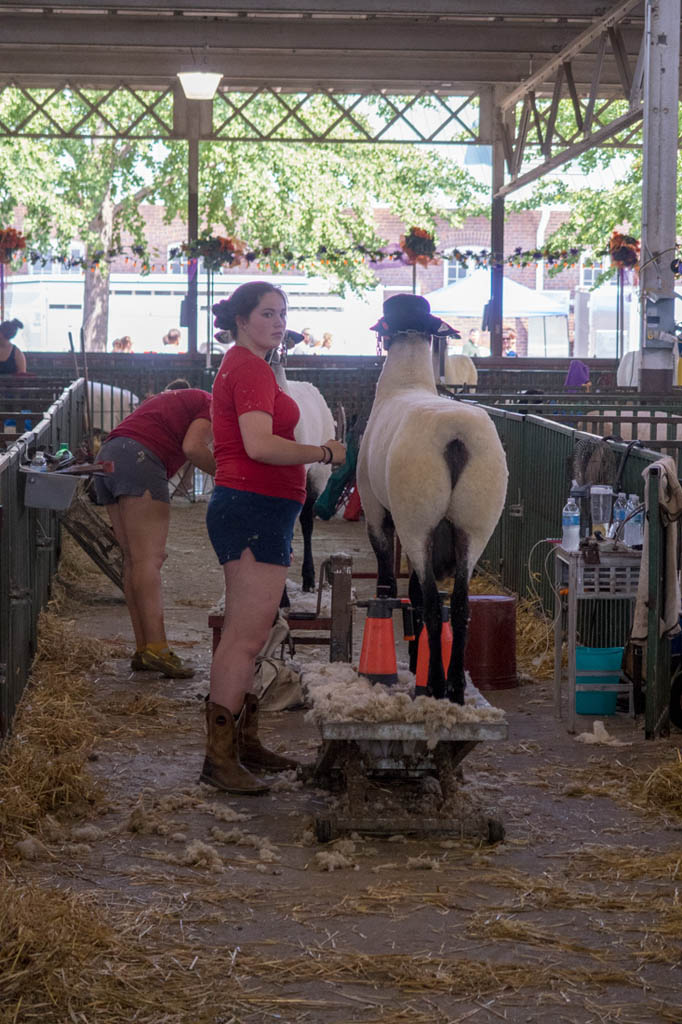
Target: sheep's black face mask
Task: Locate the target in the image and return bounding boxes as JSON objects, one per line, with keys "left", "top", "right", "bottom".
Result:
{"left": 377, "top": 327, "right": 460, "bottom": 351}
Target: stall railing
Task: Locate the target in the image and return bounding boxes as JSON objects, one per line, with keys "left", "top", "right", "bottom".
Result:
{"left": 481, "top": 408, "right": 661, "bottom": 626}
{"left": 0, "top": 379, "right": 86, "bottom": 739}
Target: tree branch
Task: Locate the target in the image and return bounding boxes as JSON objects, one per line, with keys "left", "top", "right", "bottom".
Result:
{"left": 112, "top": 175, "right": 175, "bottom": 219}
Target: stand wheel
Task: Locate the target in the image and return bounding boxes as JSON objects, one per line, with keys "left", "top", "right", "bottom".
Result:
{"left": 314, "top": 816, "right": 334, "bottom": 843}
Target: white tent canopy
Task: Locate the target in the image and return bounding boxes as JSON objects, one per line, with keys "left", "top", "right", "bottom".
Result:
{"left": 425, "top": 268, "right": 568, "bottom": 319}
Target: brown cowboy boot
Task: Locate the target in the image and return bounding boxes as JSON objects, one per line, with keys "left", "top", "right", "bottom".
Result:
{"left": 199, "top": 701, "right": 269, "bottom": 795}
{"left": 238, "top": 692, "right": 300, "bottom": 772}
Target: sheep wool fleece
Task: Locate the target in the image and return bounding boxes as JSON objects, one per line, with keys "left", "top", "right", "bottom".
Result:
{"left": 356, "top": 333, "right": 508, "bottom": 581}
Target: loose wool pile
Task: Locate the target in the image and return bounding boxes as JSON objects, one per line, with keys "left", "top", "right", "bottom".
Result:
{"left": 302, "top": 662, "right": 505, "bottom": 748}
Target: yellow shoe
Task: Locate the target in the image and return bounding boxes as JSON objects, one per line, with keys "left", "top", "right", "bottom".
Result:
{"left": 139, "top": 648, "right": 195, "bottom": 679}
{"left": 130, "top": 652, "right": 149, "bottom": 672}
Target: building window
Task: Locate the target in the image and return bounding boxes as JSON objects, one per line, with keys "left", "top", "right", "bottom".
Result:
{"left": 444, "top": 253, "right": 474, "bottom": 286}
{"left": 33, "top": 241, "right": 84, "bottom": 275}
{"left": 167, "top": 243, "right": 187, "bottom": 275}
{"left": 581, "top": 257, "right": 605, "bottom": 288}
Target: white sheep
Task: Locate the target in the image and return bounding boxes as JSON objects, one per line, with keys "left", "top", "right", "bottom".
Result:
{"left": 88, "top": 381, "right": 139, "bottom": 433}
{"left": 444, "top": 352, "right": 477, "bottom": 389}
{"left": 579, "top": 407, "right": 682, "bottom": 443}
{"left": 356, "top": 296, "right": 508, "bottom": 703}
{"left": 270, "top": 349, "right": 336, "bottom": 592}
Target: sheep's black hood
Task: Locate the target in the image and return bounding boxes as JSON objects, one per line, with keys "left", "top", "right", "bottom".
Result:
{"left": 370, "top": 294, "right": 458, "bottom": 339}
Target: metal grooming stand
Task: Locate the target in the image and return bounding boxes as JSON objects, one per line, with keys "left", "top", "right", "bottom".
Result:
{"left": 310, "top": 687, "right": 508, "bottom": 843}
{"left": 208, "top": 552, "right": 353, "bottom": 662}
{"left": 553, "top": 545, "right": 641, "bottom": 733}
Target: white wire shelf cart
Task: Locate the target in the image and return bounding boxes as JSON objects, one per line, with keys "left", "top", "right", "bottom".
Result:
{"left": 553, "top": 545, "right": 641, "bottom": 733}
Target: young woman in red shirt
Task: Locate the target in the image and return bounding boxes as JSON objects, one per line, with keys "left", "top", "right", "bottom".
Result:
{"left": 95, "top": 386, "right": 216, "bottom": 678}
{"left": 204, "top": 282, "right": 345, "bottom": 795}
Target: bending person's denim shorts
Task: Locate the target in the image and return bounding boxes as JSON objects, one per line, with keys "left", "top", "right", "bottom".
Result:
{"left": 94, "top": 437, "right": 169, "bottom": 505}
{"left": 207, "top": 485, "right": 302, "bottom": 566}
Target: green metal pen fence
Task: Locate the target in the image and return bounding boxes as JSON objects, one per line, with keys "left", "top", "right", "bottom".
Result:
{"left": 480, "top": 407, "right": 662, "bottom": 651}
{"left": 0, "top": 380, "right": 86, "bottom": 739}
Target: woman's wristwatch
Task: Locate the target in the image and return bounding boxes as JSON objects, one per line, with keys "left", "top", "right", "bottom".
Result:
{"left": 319, "top": 445, "right": 333, "bottom": 464}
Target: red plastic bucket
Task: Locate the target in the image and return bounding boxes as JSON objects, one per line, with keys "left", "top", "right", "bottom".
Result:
{"left": 464, "top": 595, "right": 518, "bottom": 690}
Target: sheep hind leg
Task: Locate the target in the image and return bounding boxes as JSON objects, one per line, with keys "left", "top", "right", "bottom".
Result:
{"left": 421, "top": 567, "right": 447, "bottom": 700}
{"left": 367, "top": 510, "right": 396, "bottom": 598}
{"left": 445, "top": 557, "right": 469, "bottom": 705}
{"left": 407, "top": 571, "right": 423, "bottom": 674}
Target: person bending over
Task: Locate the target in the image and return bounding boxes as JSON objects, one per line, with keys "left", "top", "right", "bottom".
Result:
{"left": 203, "top": 281, "right": 345, "bottom": 794}
{"left": 94, "top": 387, "right": 216, "bottom": 678}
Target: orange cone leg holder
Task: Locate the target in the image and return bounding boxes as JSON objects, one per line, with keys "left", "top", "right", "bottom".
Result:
{"left": 357, "top": 597, "right": 414, "bottom": 686}
{"left": 415, "top": 594, "right": 453, "bottom": 690}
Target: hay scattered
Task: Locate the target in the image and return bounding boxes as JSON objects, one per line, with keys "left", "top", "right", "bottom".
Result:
{"left": 638, "top": 751, "right": 682, "bottom": 818}
{"left": 467, "top": 911, "right": 593, "bottom": 953}
{"left": 57, "top": 530, "right": 104, "bottom": 586}
{"left": 0, "top": 603, "right": 109, "bottom": 844}
{"left": 0, "top": 871, "right": 652, "bottom": 1024}
{"left": 572, "top": 844, "right": 682, "bottom": 882}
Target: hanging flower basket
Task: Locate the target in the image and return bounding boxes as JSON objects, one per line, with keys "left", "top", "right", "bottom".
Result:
{"left": 399, "top": 227, "right": 438, "bottom": 267}
{"left": 179, "top": 235, "right": 247, "bottom": 272}
{"left": 0, "top": 227, "right": 27, "bottom": 265}
{"left": 609, "top": 230, "right": 640, "bottom": 272}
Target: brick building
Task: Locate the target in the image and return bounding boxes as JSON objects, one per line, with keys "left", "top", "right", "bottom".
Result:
{"left": 9, "top": 204, "right": 586, "bottom": 355}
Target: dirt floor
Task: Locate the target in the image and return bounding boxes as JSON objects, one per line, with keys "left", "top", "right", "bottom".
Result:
{"left": 2, "top": 498, "right": 682, "bottom": 1024}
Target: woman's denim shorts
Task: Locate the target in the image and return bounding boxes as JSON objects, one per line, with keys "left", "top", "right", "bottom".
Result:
{"left": 206, "top": 485, "right": 302, "bottom": 566}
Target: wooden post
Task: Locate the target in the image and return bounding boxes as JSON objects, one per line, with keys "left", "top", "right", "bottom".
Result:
{"left": 329, "top": 552, "right": 353, "bottom": 662}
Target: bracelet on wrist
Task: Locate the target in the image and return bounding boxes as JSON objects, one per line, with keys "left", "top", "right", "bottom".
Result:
{"left": 319, "top": 445, "right": 332, "bottom": 465}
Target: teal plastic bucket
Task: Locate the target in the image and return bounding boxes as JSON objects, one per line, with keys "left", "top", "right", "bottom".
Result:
{"left": 575, "top": 646, "right": 624, "bottom": 715}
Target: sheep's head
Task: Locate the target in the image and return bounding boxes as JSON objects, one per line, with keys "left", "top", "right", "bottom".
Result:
{"left": 371, "top": 294, "right": 459, "bottom": 350}
{"left": 382, "top": 329, "right": 432, "bottom": 350}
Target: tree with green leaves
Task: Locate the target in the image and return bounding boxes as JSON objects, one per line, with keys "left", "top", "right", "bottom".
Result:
{"left": 0, "top": 87, "right": 486, "bottom": 349}
{"left": 508, "top": 97, "right": 670, "bottom": 282}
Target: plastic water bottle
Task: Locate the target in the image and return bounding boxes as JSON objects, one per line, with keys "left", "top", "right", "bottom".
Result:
{"left": 562, "top": 496, "right": 580, "bottom": 551}
{"left": 609, "top": 492, "right": 627, "bottom": 539}
{"left": 29, "top": 450, "right": 48, "bottom": 472}
{"left": 624, "top": 493, "right": 644, "bottom": 548}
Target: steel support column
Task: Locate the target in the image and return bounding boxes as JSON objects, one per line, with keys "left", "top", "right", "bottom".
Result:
{"left": 489, "top": 90, "right": 508, "bottom": 358}
{"left": 187, "top": 137, "right": 199, "bottom": 358}
{"left": 639, "top": 0, "right": 680, "bottom": 394}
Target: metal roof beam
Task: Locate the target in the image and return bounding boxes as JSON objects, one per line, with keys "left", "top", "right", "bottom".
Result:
{"left": 496, "top": 106, "right": 643, "bottom": 196}
{"left": 0, "top": 13, "right": 644, "bottom": 56}
{"left": 500, "top": 0, "right": 643, "bottom": 111}
{"left": 0, "top": 1, "right": 645, "bottom": 15}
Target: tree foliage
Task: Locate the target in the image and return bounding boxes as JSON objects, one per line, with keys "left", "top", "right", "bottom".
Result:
{"left": 0, "top": 87, "right": 486, "bottom": 345}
